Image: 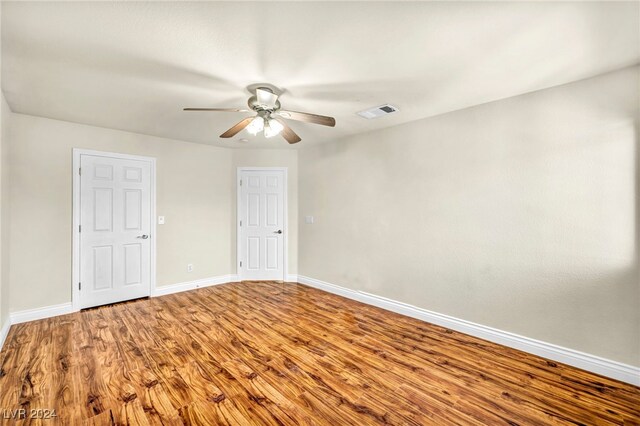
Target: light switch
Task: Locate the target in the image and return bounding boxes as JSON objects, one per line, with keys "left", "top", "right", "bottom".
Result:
{"left": 305, "top": 216, "right": 314, "bottom": 224}
{"left": 158, "top": 216, "right": 165, "bottom": 225}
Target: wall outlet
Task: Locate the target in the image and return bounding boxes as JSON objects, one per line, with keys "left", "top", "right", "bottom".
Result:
{"left": 158, "top": 216, "right": 165, "bottom": 225}
{"left": 305, "top": 215, "right": 315, "bottom": 224}
{"left": 187, "top": 264, "right": 193, "bottom": 273}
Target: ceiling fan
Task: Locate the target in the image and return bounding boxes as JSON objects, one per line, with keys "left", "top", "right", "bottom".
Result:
{"left": 184, "top": 87, "right": 336, "bottom": 144}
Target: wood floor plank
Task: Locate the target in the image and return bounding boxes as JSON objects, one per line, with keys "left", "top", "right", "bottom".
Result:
{"left": 220, "top": 358, "right": 317, "bottom": 426}
{"left": 0, "top": 281, "right": 638, "bottom": 425}
{"left": 82, "top": 409, "right": 115, "bottom": 426}
{"left": 178, "top": 400, "right": 230, "bottom": 425}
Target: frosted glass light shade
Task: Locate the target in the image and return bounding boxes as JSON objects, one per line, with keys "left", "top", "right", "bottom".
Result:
{"left": 264, "top": 118, "right": 284, "bottom": 138}
{"left": 246, "top": 116, "right": 265, "bottom": 135}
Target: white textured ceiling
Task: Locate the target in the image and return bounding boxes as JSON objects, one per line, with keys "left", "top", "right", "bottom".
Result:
{"left": 2, "top": 1, "right": 639, "bottom": 148}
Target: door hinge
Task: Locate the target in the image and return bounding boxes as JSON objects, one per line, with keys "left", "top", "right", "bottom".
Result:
{"left": 79, "top": 225, "right": 81, "bottom": 233}
{"left": 239, "top": 220, "right": 242, "bottom": 227}
{"left": 79, "top": 282, "right": 82, "bottom": 290}
{"left": 240, "top": 261, "right": 242, "bottom": 267}
{"left": 240, "top": 179, "right": 242, "bottom": 186}
{"left": 79, "top": 167, "right": 82, "bottom": 176}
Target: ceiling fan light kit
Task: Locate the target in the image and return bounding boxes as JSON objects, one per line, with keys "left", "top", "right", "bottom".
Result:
{"left": 184, "top": 86, "right": 336, "bottom": 144}
{"left": 264, "top": 118, "right": 284, "bottom": 138}
{"left": 246, "top": 115, "right": 265, "bottom": 135}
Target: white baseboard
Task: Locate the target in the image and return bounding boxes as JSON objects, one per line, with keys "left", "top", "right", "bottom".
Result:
{"left": 10, "top": 302, "right": 75, "bottom": 325}
{"left": 0, "top": 317, "right": 11, "bottom": 351}
{"left": 153, "top": 274, "right": 239, "bottom": 297}
{"left": 286, "top": 274, "right": 298, "bottom": 282}
{"left": 297, "top": 275, "right": 640, "bottom": 386}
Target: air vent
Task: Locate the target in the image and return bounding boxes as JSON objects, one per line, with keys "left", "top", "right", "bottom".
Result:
{"left": 357, "top": 104, "right": 399, "bottom": 119}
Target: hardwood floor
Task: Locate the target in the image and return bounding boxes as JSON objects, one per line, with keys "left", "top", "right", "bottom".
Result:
{"left": 0, "top": 281, "right": 638, "bottom": 425}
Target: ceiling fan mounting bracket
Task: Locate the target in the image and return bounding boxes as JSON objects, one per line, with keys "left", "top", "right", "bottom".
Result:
{"left": 254, "top": 86, "right": 274, "bottom": 94}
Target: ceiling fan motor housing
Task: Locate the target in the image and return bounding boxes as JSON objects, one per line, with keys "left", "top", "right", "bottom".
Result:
{"left": 248, "top": 87, "right": 281, "bottom": 111}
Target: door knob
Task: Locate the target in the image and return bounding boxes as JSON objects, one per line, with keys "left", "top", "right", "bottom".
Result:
{"left": 137, "top": 235, "right": 149, "bottom": 239}
{"left": 274, "top": 230, "right": 283, "bottom": 234}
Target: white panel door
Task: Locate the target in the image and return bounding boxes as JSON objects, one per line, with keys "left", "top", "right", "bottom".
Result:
{"left": 80, "top": 154, "right": 151, "bottom": 308}
{"left": 239, "top": 170, "right": 285, "bottom": 280}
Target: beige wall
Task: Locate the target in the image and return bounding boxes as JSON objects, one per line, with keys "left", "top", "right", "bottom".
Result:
{"left": 0, "top": 94, "right": 10, "bottom": 330}
{"left": 8, "top": 114, "right": 234, "bottom": 312}
{"left": 0, "top": 1, "right": 7, "bottom": 333}
{"left": 231, "top": 149, "right": 298, "bottom": 276}
{"left": 298, "top": 66, "right": 640, "bottom": 366}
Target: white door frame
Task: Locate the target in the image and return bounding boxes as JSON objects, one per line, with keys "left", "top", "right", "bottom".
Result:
{"left": 236, "top": 167, "right": 288, "bottom": 281}
{"left": 72, "top": 148, "right": 157, "bottom": 311}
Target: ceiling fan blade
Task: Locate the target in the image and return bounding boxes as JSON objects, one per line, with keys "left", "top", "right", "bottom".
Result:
{"left": 274, "top": 118, "right": 302, "bottom": 144}
{"left": 184, "top": 107, "right": 250, "bottom": 112}
{"left": 256, "top": 88, "right": 279, "bottom": 108}
{"left": 276, "top": 110, "right": 336, "bottom": 127}
{"left": 220, "top": 117, "right": 254, "bottom": 138}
